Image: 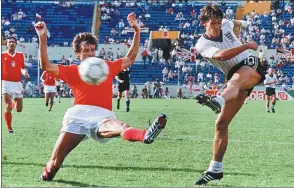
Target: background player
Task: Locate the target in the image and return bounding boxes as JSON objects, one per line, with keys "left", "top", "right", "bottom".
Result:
{"left": 1, "top": 36, "right": 30, "bottom": 133}
{"left": 40, "top": 71, "right": 57, "bottom": 111}
{"left": 55, "top": 78, "right": 61, "bottom": 103}
{"left": 35, "top": 13, "right": 167, "bottom": 181}
{"left": 194, "top": 4, "right": 265, "bottom": 185}
{"left": 115, "top": 68, "right": 131, "bottom": 112}
{"left": 264, "top": 68, "right": 278, "bottom": 113}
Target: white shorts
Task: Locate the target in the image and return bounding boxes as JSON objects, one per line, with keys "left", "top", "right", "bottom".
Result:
{"left": 2, "top": 80, "right": 24, "bottom": 99}
{"left": 61, "top": 105, "right": 117, "bottom": 143}
{"left": 43, "top": 85, "right": 57, "bottom": 93}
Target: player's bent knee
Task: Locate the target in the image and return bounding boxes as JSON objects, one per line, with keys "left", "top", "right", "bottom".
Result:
{"left": 227, "top": 80, "right": 240, "bottom": 88}
{"left": 5, "top": 105, "right": 13, "bottom": 112}
{"left": 215, "top": 120, "right": 229, "bottom": 131}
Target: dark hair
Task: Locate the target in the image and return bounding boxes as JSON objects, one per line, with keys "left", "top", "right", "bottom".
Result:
{"left": 72, "top": 32, "right": 98, "bottom": 53}
{"left": 199, "top": 4, "right": 224, "bottom": 23}
{"left": 6, "top": 36, "right": 17, "bottom": 44}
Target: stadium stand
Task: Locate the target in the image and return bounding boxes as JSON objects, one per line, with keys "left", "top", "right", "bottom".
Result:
{"left": 1, "top": 0, "right": 293, "bottom": 87}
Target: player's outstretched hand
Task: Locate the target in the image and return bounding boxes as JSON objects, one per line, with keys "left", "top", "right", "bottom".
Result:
{"left": 127, "top": 12, "right": 141, "bottom": 32}
{"left": 245, "top": 41, "right": 258, "bottom": 51}
{"left": 34, "top": 21, "right": 47, "bottom": 38}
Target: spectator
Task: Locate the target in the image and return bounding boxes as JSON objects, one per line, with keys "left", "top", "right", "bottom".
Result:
{"left": 164, "top": 87, "right": 171, "bottom": 99}
{"left": 141, "top": 48, "right": 148, "bottom": 64}
{"left": 144, "top": 80, "right": 152, "bottom": 97}
{"left": 131, "top": 85, "right": 138, "bottom": 98}
{"left": 206, "top": 72, "right": 213, "bottom": 81}
{"left": 177, "top": 88, "right": 183, "bottom": 99}
{"left": 162, "top": 67, "right": 168, "bottom": 82}
{"left": 68, "top": 55, "right": 74, "bottom": 64}
{"left": 141, "top": 85, "right": 148, "bottom": 98}
{"left": 197, "top": 72, "right": 204, "bottom": 83}
{"left": 214, "top": 73, "right": 220, "bottom": 84}
{"left": 107, "top": 48, "right": 113, "bottom": 60}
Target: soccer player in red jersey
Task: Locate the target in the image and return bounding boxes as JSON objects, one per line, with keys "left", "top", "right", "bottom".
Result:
{"left": 35, "top": 13, "right": 167, "bottom": 181}
{"left": 1, "top": 36, "right": 30, "bottom": 133}
{"left": 40, "top": 71, "right": 57, "bottom": 111}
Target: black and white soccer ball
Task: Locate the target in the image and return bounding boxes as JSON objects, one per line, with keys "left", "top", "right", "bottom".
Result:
{"left": 78, "top": 57, "right": 109, "bottom": 85}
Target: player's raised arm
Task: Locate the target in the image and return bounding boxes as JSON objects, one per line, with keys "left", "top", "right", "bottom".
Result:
{"left": 34, "top": 21, "right": 59, "bottom": 76}
{"left": 121, "top": 13, "right": 141, "bottom": 69}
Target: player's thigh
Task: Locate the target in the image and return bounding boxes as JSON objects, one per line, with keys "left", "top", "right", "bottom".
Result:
{"left": 44, "top": 92, "right": 50, "bottom": 99}
{"left": 216, "top": 90, "right": 248, "bottom": 129}
{"left": 3, "top": 93, "right": 12, "bottom": 105}
{"left": 97, "top": 119, "right": 129, "bottom": 138}
{"left": 125, "top": 89, "right": 129, "bottom": 97}
{"left": 230, "top": 66, "right": 262, "bottom": 89}
{"left": 49, "top": 92, "right": 55, "bottom": 99}
{"left": 14, "top": 98, "right": 23, "bottom": 112}
{"left": 51, "top": 132, "right": 85, "bottom": 160}
{"left": 271, "top": 94, "right": 277, "bottom": 100}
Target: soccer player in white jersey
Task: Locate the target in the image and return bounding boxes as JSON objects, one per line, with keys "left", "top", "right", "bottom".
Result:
{"left": 194, "top": 4, "right": 265, "bottom": 185}
{"left": 264, "top": 68, "right": 278, "bottom": 113}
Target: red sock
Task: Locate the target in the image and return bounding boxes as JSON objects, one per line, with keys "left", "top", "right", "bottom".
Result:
{"left": 4, "top": 112, "right": 13, "bottom": 131}
{"left": 122, "top": 127, "right": 146, "bottom": 142}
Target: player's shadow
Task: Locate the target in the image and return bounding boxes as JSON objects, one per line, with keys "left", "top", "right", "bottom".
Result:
{"left": 54, "top": 179, "right": 102, "bottom": 187}
{"left": 3, "top": 161, "right": 255, "bottom": 176}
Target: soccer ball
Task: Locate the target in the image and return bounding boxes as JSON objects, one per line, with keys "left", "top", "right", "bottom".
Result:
{"left": 78, "top": 57, "right": 109, "bottom": 85}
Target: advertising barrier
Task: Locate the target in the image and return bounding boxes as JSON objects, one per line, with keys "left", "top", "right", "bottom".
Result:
{"left": 205, "top": 90, "right": 294, "bottom": 100}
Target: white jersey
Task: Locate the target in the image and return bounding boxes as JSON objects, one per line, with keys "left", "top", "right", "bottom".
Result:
{"left": 264, "top": 74, "right": 278, "bottom": 88}
{"left": 195, "top": 19, "right": 251, "bottom": 75}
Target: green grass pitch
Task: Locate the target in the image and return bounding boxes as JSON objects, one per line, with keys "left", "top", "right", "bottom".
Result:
{"left": 2, "top": 98, "right": 294, "bottom": 187}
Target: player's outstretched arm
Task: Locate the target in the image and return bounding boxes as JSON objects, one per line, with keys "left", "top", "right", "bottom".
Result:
{"left": 212, "top": 42, "right": 258, "bottom": 61}
{"left": 121, "top": 13, "right": 141, "bottom": 70}
{"left": 34, "top": 21, "right": 59, "bottom": 76}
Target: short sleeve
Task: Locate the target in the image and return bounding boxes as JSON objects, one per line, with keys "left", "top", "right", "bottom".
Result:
{"left": 222, "top": 19, "right": 234, "bottom": 30}
{"left": 58, "top": 64, "right": 79, "bottom": 85}
{"left": 107, "top": 58, "right": 122, "bottom": 78}
{"left": 195, "top": 41, "right": 220, "bottom": 59}
{"left": 20, "top": 53, "right": 25, "bottom": 69}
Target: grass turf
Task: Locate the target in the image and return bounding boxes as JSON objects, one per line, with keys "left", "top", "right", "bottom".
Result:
{"left": 2, "top": 98, "right": 294, "bottom": 187}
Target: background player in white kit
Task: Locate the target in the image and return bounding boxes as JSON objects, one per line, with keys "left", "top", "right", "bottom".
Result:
{"left": 55, "top": 78, "right": 61, "bottom": 103}
{"left": 194, "top": 4, "right": 265, "bottom": 185}
{"left": 264, "top": 68, "right": 278, "bottom": 113}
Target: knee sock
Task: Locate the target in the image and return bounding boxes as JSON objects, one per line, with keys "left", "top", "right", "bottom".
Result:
{"left": 122, "top": 127, "right": 146, "bottom": 142}
{"left": 126, "top": 98, "right": 130, "bottom": 108}
{"left": 4, "top": 112, "right": 13, "bottom": 131}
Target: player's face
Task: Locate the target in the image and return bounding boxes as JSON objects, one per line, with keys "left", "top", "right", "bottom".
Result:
{"left": 6, "top": 38, "right": 16, "bottom": 51}
{"left": 206, "top": 19, "right": 222, "bottom": 37}
{"left": 76, "top": 43, "right": 96, "bottom": 61}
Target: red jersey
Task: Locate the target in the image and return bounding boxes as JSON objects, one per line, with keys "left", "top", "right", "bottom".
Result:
{"left": 42, "top": 71, "right": 56, "bottom": 86}
{"left": 58, "top": 58, "right": 122, "bottom": 110}
{"left": 1, "top": 51, "right": 25, "bottom": 82}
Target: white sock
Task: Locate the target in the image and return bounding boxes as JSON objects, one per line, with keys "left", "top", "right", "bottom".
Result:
{"left": 266, "top": 106, "right": 269, "bottom": 111}
{"left": 214, "top": 96, "right": 225, "bottom": 108}
{"left": 208, "top": 160, "right": 223, "bottom": 173}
